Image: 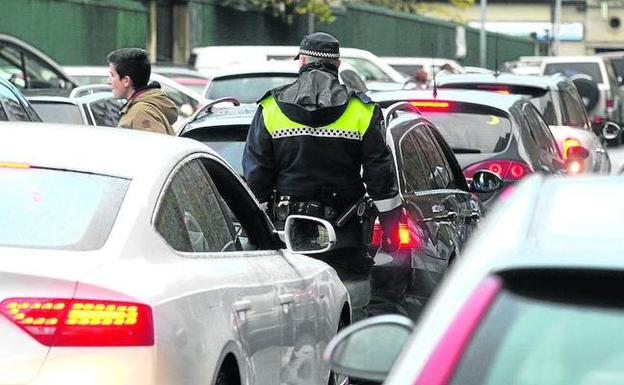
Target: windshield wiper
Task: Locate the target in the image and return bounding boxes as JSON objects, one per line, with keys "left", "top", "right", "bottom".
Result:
{"left": 452, "top": 147, "right": 482, "bottom": 154}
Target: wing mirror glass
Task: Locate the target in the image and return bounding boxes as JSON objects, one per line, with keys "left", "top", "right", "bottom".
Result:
{"left": 470, "top": 170, "right": 503, "bottom": 193}
{"left": 602, "top": 121, "right": 621, "bottom": 140}
{"left": 323, "top": 315, "right": 414, "bottom": 383}
{"left": 282, "top": 215, "right": 336, "bottom": 254}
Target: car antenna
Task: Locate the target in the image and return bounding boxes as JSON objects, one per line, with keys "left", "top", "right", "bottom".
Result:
{"left": 494, "top": 32, "right": 500, "bottom": 78}
{"left": 431, "top": 43, "right": 438, "bottom": 98}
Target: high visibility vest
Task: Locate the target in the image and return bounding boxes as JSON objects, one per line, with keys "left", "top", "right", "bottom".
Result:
{"left": 259, "top": 95, "right": 376, "bottom": 141}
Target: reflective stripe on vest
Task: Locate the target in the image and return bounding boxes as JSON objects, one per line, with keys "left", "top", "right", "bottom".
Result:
{"left": 260, "top": 95, "right": 375, "bottom": 140}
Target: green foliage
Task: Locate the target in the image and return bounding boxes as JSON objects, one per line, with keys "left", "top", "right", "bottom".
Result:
{"left": 357, "top": 0, "right": 476, "bottom": 22}
{"left": 219, "top": 0, "right": 335, "bottom": 24}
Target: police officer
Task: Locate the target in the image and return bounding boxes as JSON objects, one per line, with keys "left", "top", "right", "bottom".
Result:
{"left": 243, "top": 32, "right": 402, "bottom": 321}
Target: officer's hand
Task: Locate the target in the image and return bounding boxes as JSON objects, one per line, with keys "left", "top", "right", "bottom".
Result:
{"left": 378, "top": 206, "right": 402, "bottom": 253}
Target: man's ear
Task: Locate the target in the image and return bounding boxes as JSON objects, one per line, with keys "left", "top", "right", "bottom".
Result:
{"left": 122, "top": 75, "right": 133, "bottom": 88}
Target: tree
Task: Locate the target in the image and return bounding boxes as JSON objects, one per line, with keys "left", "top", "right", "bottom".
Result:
{"left": 220, "top": 0, "right": 335, "bottom": 24}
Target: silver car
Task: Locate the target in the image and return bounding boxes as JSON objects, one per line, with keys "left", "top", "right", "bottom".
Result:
{"left": 0, "top": 123, "right": 349, "bottom": 385}
{"left": 326, "top": 175, "right": 624, "bottom": 384}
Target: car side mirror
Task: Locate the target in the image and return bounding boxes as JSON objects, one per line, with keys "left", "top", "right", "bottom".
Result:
{"left": 323, "top": 315, "right": 414, "bottom": 383}
{"left": 470, "top": 170, "right": 503, "bottom": 193}
{"left": 280, "top": 215, "right": 336, "bottom": 254}
{"left": 602, "top": 121, "right": 621, "bottom": 140}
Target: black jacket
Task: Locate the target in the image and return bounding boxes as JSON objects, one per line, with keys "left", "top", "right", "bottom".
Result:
{"left": 243, "top": 62, "right": 399, "bottom": 213}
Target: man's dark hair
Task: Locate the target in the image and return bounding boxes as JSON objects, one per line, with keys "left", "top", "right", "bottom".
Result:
{"left": 106, "top": 48, "right": 150, "bottom": 88}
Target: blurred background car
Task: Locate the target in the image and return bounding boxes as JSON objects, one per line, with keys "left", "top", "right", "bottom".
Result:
{"left": 0, "top": 33, "right": 75, "bottom": 92}
{"left": 150, "top": 64, "right": 211, "bottom": 94}
{"left": 0, "top": 77, "right": 41, "bottom": 122}
{"left": 372, "top": 89, "right": 567, "bottom": 205}
{"left": 63, "top": 66, "right": 205, "bottom": 121}
{"left": 540, "top": 56, "right": 622, "bottom": 133}
{"left": 190, "top": 45, "right": 406, "bottom": 91}
{"left": 437, "top": 73, "right": 612, "bottom": 174}
{"left": 0, "top": 122, "right": 349, "bottom": 385}
{"left": 504, "top": 56, "right": 547, "bottom": 75}
{"left": 325, "top": 175, "right": 624, "bottom": 385}
{"left": 380, "top": 57, "right": 465, "bottom": 79}
{"left": 27, "top": 85, "right": 123, "bottom": 127}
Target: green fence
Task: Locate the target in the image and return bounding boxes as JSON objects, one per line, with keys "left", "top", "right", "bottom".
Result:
{"left": 190, "top": 1, "right": 534, "bottom": 69}
{"left": 0, "top": 0, "right": 148, "bottom": 65}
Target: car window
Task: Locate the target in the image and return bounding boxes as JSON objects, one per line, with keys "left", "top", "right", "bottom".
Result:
{"left": 412, "top": 126, "right": 451, "bottom": 189}
{"left": 559, "top": 89, "right": 588, "bottom": 128}
{"left": 610, "top": 58, "right": 624, "bottom": 81}
{"left": 450, "top": 276, "right": 624, "bottom": 385}
{"left": 399, "top": 130, "right": 431, "bottom": 192}
{"left": 527, "top": 92, "right": 557, "bottom": 125}
{"left": 423, "top": 111, "right": 512, "bottom": 154}
{"left": 206, "top": 75, "right": 296, "bottom": 104}
{"left": 523, "top": 104, "right": 560, "bottom": 158}
{"left": 156, "top": 158, "right": 236, "bottom": 253}
{"left": 391, "top": 64, "right": 423, "bottom": 77}
{"left": 543, "top": 62, "right": 604, "bottom": 84}
{"left": 0, "top": 42, "right": 67, "bottom": 89}
{"left": 30, "top": 102, "right": 83, "bottom": 124}
{"left": 0, "top": 167, "right": 129, "bottom": 250}
{"left": 605, "top": 59, "right": 619, "bottom": 91}
{"left": 423, "top": 125, "right": 458, "bottom": 189}
{"left": 341, "top": 57, "right": 392, "bottom": 82}
{"left": 89, "top": 98, "right": 123, "bottom": 127}
{"left": 0, "top": 82, "right": 31, "bottom": 121}
{"left": 161, "top": 83, "right": 198, "bottom": 117}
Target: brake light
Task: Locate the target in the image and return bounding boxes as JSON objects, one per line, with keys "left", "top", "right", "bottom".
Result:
{"left": 594, "top": 116, "right": 603, "bottom": 125}
{"left": 0, "top": 298, "right": 153, "bottom": 346}
{"left": 562, "top": 138, "right": 581, "bottom": 160}
{"left": 410, "top": 100, "right": 451, "bottom": 111}
{"left": 607, "top": 98, "right": 614, "bottom": 109}
{"left": 567, "top": 160, "right": 582, "bottom": 174}
{"left": 463, "top": 160, "right": 532, "bottom": 181}
{"left": 414, "top": 276, "right": 502, "bottom": 385}
{"left": 371, "top": 210, "right": 421, "bottom": 250}
{"left": 476, "top": 85, "right": 510, "bottom": 94}
{"left": 0, "top": 161, "right": 30, "bottom": 169}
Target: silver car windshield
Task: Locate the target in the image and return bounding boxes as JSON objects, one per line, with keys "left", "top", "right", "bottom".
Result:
{"left": 0, "top": 166, "right": 129, "bottom": 250}
{"left": 206, "top": 76, "right": 296, "bottom": 103}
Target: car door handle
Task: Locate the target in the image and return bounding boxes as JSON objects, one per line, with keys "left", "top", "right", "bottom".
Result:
{"left": 434, "top": 211, "right": 458, "bottom": 221}
{"left": 279, "top": 293, "right": 295, "bottom": 305}
{"left": 233, "top": 300, "right": 252, "bottom": 313}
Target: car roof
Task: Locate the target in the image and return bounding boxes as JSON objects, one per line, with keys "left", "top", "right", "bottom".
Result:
{"left": 0, "top": 122, "right": 215, "bottom": 178}
{"left": 184, "top": 104, "right": 257, "bottom": 132}
{"left": 467, "top": 175, "right": 624, "bottom": 274}
{"left": 210, "top": 61, "right": 300, "bottom": 78}
{"left": 371, "top": 89, "right": 525, "bottom": 112}
{"left": 381, "top": 57, "right": 460, "bottom": 65}
{"left": 436, "top": 73, "right": 571, "bottom": 90}
{"left": 27, "top": 91, "right": 114, "bottom": 105}
{"left": 541, "top": 56, "right": 605, "bottom": 64}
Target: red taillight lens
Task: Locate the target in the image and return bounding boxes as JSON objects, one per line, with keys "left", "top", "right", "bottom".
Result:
{"left": 607, "top": 99, "right": 614, "bottom": 109}
{"left": 562, "top": 138, "right": 581, "bottom": 160}
{"left": 463, "top": 160, "right": 532, "bottom": 181}
{"left": 371, "top": 210, "right": 421, "bottom": 250}
{"left": 594, "top": 115, "right": 603, "bottom": 125}
{"left": 0, "top": 298, "right": 153, "bottom": 347}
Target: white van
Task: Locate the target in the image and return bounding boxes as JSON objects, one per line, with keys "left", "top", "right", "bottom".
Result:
{"left": 190, "top": 45, "right": 405, "bottom": 91}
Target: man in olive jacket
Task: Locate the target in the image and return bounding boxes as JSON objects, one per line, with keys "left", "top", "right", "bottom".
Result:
{"left": 107, "top": 48, "right": 177, "bottom": 135}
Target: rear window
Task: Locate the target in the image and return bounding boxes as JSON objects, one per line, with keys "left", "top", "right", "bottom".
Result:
{"left": 543, "top": 62, "right": 604, "bottom": 83}
{"left": 390, "top": 64, "right": 423, "bottom": 77}
{"left": 183, "top": 125, "right": 249, "bottom": 175}
{"left": 31, "top": 102, "right": 83, "bottom": 124}
{"left": 341, "top": 57, "right": 393, "bottom": 82}
{"left": 206, "top": 75, "right": 296, "bottom": 103}
{"left": 0, "top": 167, "right": 129, "bottom": 250}
{"left": 451, "top": 271, "right": 624, "bottom": 385}
{"left": 422, "top": 112, "right": 512, "bottom": 154}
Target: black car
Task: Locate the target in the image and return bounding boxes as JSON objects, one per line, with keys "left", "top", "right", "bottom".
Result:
{"left": 0, "top": 34, "right": 75, "bottom": 91}
{"left": 27, "top": 85, "right": 123, "bottom": 127}
{"left": 0, "top": 77, "right": 41, "bottom": 121}
{"left": 372, "top": 89, "right": 567, "bottom": 205}
{"left": 179, "top": 98, "right": 500, "bottom": 320}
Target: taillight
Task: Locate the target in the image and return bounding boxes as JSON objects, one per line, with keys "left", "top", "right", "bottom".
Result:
{"left": 463, "top": 160, "right": 531, "bottom": 181}
{"left": 607, "top": 98, "right": 614, "bottom": 109}
{"left": 562, "top": 138, "right": 581, "bottom": 160}
{"left": 594, "top": 115, "right": 603, "bottom": 125}
{"left": 410, "top": 100, "right": 451, "bottom": 111}
{"left": 0, "top": 298, "right": 153, "bottom": 347}
{"left": 567, "top": 160, "right": 582, "bottom": 174}
{"left": 371, "top": 209, "right": 421, "bottom": 250}
{"left": 414, "top": 277, "right": 502, "bottom": 385}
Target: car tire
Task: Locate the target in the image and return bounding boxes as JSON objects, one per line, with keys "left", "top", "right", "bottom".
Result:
{"left": 328, "top": 317, "right": 349, "bottom": 385}
{"left": 572, "top": 76, "right": 600, "bottom": 112}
